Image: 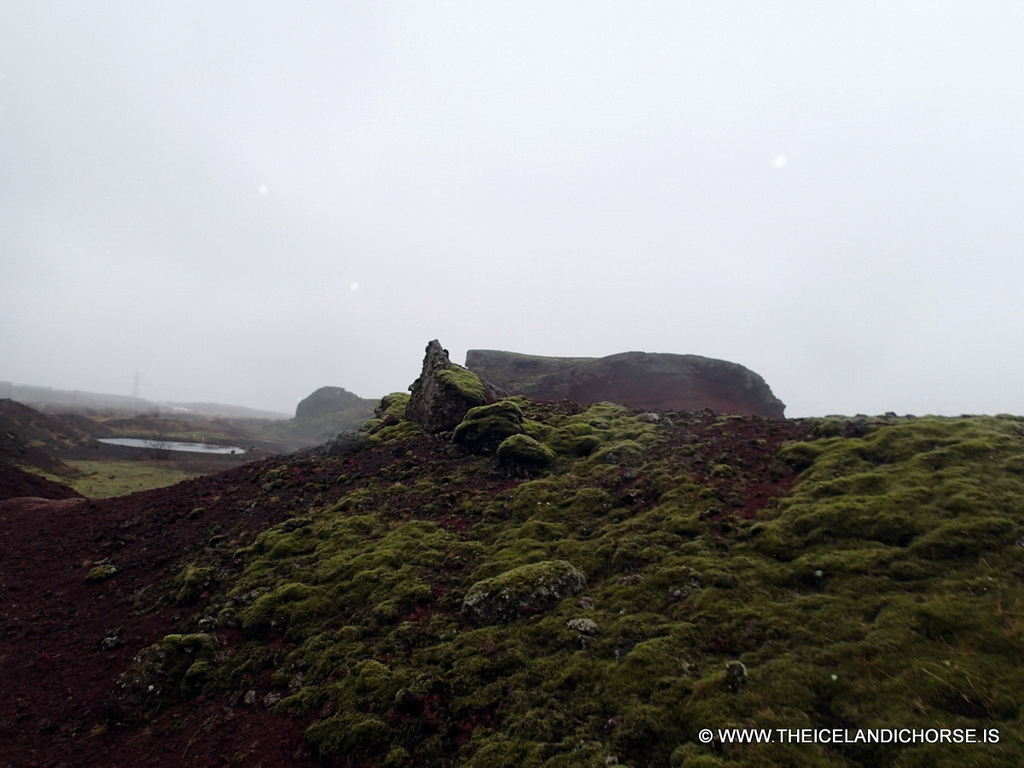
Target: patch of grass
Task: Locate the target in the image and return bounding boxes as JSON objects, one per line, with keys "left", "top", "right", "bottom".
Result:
{"left": 51, "top": 460, "right": 201, "bottom": 498}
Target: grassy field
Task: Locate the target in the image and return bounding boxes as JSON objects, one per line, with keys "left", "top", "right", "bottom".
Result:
{"left": 54, "top": 460, "right": 201, "bottom": 498}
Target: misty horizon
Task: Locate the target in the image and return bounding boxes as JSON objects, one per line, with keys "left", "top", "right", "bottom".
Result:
{"left": 4, "top": 2, "right": 1023, "bottom": 418}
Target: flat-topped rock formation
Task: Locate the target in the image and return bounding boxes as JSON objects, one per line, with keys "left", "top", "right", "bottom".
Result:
{"left": 465, "top": 349, "right": 786, "bottom": 418}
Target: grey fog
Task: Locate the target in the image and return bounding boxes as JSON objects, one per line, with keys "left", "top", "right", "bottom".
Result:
{"left": 3, "top": 1, "right": 1023, "bottom": 418}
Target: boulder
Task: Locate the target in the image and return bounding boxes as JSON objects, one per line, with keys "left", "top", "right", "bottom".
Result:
{"left": 322, "top": 431, "right": 372, "bottom": 457}
{"left": 406, "top": 340, "right": 504, "bottom": 433}
{"left": 465, "top": 349, "right": 785, "bottom": 418}
{"left": 462, "top": 560, "right": 587, "bottom": 626}
{"left": 496, "top": 434, "right": 555, "bottom": 473}
{"left": 452, "top": 400, "right": 524, "bottom": 455}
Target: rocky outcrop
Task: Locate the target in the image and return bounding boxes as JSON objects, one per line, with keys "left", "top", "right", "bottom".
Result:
{"left": 294, "top": 387, "right": 372, "bottom": 421}
{"left": 406, "top": 341, "right": 504, "bottom": 433}
{"left": 465, "top": 349, "right": 785, "bottom": 418}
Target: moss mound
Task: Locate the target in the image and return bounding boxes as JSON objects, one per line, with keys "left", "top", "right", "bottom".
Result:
{"left": 496, "top": 433, "right": 556, "bottom": 473}
{"left": 452, "top": 400, "right": 525, "bottom": 455}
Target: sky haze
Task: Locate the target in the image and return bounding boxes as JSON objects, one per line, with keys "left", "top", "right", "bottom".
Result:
{"left": 3, "top": 1, "right": 1023, "bottom": 417}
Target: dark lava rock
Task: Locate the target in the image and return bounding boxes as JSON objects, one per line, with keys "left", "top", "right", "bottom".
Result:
{"left": 406, "top": 340, "right": 505, "bottom": 434}
{"left": 465, "top": 349, "right": 785, "bottom": 418}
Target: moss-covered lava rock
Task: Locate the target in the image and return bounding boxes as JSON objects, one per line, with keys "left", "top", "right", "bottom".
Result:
{"left": 108, "top": 633, "right": 218, "bottom": 723}
{"left": 462, "top": 559, "right": 587, "bottom": 625}
{"left": 452, "top": 400, "right": 525, "bottom": 456}
{"left": 496, "top": 433, "right": 555, "bottom": 473}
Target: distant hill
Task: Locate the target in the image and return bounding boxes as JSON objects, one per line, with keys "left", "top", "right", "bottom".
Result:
{"left": 0, "top": 382, "right": 288, "bottom": 420}
{"left": 0, "top": 463, "right": 82, "bottom": 501}
{"left": 259, "top": 386, "right": 377, "bottom": 450}
{"left": 0, "top": 382, "right": 150, "bottom": 412}
{"left": 163, "top": 402, "right": 290, "bottom": 420}
{"left": 0, "top": 398, "right": 101, "bottom": 472}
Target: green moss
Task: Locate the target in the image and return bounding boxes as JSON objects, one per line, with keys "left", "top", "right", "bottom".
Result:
{"left": 758, "top": 417, "right": 1024, "bottom": 561}
{"left": 173, "top": 564, "right": 215, "bottom": 605}
{"left": 437, "top": 366, "right": 488, "bottom": 405}
{"left": 162, "top": 410, "right": 1024, "bottom": 766}
{"left": 363, "top": 392, "right": 425, "bottom": 444}
{"left": 461, "top": 739, "right": 544, "bottom": 768}
{"left": 496, "top": 434, "right": 555, "bottom": 473}
{"left": 239, "top": 583, "right": 332, "bottom": 638}
{"left": 453, "top": 400, "right": 525, "bottom": 455}
{"left": 111, "top": 632, "right": 220, "bottom": 721}
{"left": 587, "top": 439, "right": 647, "bottom": 465}
{"left": 545, "top": 421, "right": 603, "bottom": 457}
{"left": 368, "top": 418, "right": 423, "bottom": 445}
{"left": 305, "top": 711, "right": 391, "bottom": 757}
{"left": 375, "top": 392, "right": 410, "bottom": 419}
{"left": 910, "top": 515, "right": 1016, "bottom": 560}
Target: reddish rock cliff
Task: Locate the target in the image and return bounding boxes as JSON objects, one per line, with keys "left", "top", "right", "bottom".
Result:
{"left": 465, "top": 349, "right": 785, "bottom": 418}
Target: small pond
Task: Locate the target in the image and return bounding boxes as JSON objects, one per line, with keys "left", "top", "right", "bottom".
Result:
{"left": 98, "top": 438, "right": 246, "bottom": 455}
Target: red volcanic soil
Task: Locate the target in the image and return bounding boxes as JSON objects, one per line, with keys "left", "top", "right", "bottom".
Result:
{"left": 0, "top": 407, "right": 814, "bottom": 767}
{"left": 0, "top": 464, "right": 83, "bottom": 501}
{"left": 0, "top": 457, "right": 323, "bottom": 768}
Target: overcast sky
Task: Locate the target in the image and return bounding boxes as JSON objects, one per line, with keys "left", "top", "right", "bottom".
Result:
{"left": 3, "top": 1, "right": 1023, "bottom": 417}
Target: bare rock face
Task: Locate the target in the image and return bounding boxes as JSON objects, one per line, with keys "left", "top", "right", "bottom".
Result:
{"left": 406, "top": 340, "right": 505, "bottom": 433}
{"left": 465, "top": 349, "right": 785, "bottom": 418}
